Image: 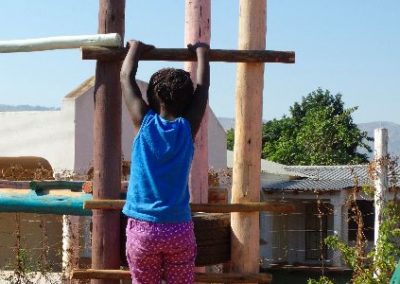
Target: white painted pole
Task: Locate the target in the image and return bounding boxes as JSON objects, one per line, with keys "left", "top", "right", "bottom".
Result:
{"left": 373, "top": 128, "right": 388, "bottom": 246}
{"left": 0, "top": 33, "right": 121, "bottom": 53}
{"left": 62, "top": 215, "right": 80, "bottom": 281}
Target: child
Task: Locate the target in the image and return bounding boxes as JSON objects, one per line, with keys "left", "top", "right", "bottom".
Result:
{"left": 120, "top": 40, "right": 209, "bottom": 284}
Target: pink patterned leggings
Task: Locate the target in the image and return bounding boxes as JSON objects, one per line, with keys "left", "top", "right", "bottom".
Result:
{"left": 125, "top": 218, "right": 196, "bottom": 284}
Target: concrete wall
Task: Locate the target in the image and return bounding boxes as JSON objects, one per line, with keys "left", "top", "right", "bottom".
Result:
{"left": 74, "top": 89, "right": 94, "bottom": 174}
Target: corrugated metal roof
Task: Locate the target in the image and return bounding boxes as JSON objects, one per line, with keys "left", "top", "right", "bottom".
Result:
{"left": 263, "top": 178, "right": 371, "bottom": 191}
{"left": 283, "top": 164, "right": 369, "bottom": 180}
{"left": 263, "top": 164, "right": 400, "bottom": 191}
{"left": 227, "top": 150, "right": 305, "bottom": 177}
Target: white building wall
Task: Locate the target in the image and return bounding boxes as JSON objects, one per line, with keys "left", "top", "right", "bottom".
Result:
{"left": 0, "top": 102, "right": 75, "bottom": 173}
{"left": 1, "top": 79, "right": 227, "bottom": 175}
{"left": 208, "top": 109, "right": 227, "bottom": 169}
{"left": 73, "top": 80, "right": 145, "bottom": 174}
{"left": 74, "top": 91, "right": 94, "bottom": 173}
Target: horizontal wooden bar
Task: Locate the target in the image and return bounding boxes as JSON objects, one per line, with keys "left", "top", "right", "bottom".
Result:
{"left": 0, "top": 180, "right": 31, "bottom": 189}
{"left": 71, "top": 269, "right": 272, "bottom": 283}
{"left": 0, "top": 33, "right": 121, "bottom": 53}
{"left": 82, "top": 46, "right": 295, "bottom": 63}
{"left": 85, "top": 200, "right": 125, "bottom": 210}
{"left": 84, "top": 200, "right": 295, "bottom": 213}
{"left": 30, "top": 180, "right": 84, "bottom": 192}
{"left": 192, "top": 202, "right": 294, "bottom": 213}
{"left": 81, "top": 180, "right": 128, "bottom": 193}
{"left": 0, "top": 190, "right": 92, "bottom": 216}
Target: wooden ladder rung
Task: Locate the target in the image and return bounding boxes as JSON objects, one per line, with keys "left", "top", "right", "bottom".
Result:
{"left": 81, "top": 46, "right": 295, "bottom": 63}
{"left": 84, "top": 199, "right": 295, "bottom": 213}
{"left": 71, "top": 269, "right": 272, "bottom": 283}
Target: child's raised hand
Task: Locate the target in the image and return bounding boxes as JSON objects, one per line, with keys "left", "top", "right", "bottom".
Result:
{"left": 126, "top": 40, "right": 155, "bottom": 54}
{"left": 187, "top": 42, "right": 210, "bottom": 52}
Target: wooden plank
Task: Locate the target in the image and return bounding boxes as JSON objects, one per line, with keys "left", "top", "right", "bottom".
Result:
{"left": 192, "top": 203, "right": 294, "bottom": 213}
{"left": 83, "top": 200, "right": 295, "bottom": 213}
{"left": 0, "top": 180, "right": 31, "bottom": 189}
{"left": 0, "top": 190, "right": 92, "bottom": 215}
{"left": 71, "top": 269, "right": 272, "bottom": 283}
{"left": 82, "top": 46, "right": 295, "bottom": 63}
{"left": 0, "top": 33, "right": 121, "bottom": 53}
{"left": 30, "top": 180, "right": 84, "bottom": 192}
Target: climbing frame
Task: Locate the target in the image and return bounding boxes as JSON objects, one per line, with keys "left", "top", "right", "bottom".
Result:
{"left": 0, "top": 0, "right": 295, "bottom": 283}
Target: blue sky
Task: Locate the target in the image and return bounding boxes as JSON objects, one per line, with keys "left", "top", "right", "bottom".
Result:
{"left": 0, "top": 1, "right": 399, "bottom": 124}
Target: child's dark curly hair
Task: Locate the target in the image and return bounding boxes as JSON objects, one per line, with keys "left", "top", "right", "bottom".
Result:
{"left": 147, "top": 68, "right": 194, "bottom": 115}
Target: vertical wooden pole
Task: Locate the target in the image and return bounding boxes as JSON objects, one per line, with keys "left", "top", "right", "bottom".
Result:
{"left": 92, "top": 1, "right": 125, "bottom": 284}
{"left": 373, "top": 128, "right": 388, "bottom": 246}
{"left": 185, "top": 0, "right": 211, "bottom": 204}
{"left": 231, "top": 0, "right": 266, "bottom": 279}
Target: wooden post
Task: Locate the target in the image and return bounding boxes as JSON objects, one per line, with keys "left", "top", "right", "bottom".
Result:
{"left": 231, "top": 0, "right": 266, "bottom": 280}
{"left": 373, "top": 128, "right": 388, "bottom": 246}
{"left": 185, "top": 0, "right": 210, "bottom": 204}
{"left": 92, "top": 1, "right": 125, "bottom": 284}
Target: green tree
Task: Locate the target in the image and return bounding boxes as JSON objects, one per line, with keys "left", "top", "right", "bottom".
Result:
{"left": 226, "top": 128, "right": 234, "bottom": 151}
{"left": 227, "top": 88, "right": 373, "bottom": 165}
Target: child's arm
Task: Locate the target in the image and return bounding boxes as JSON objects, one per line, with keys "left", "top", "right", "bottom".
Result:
{"left": 120, "top": 40, "right": 153, "bottom": 131}
{"left": 184, "top": 43, "right": 210, "bottom": 138}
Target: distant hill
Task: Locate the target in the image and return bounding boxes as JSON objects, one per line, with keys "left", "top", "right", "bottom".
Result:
{"left": 0, "top": 104, "right": 58, "bottom": 112}
{"left": 218, "top": 117, "right": 235, "bottom": 131}
{"left": 218, "top": 117, "right": 400, "bottom": 159}
{"left": 358, "top": 121, "right": 400, "bottom": 159}
{"left": 2, "top": 106, "right": 399, "bottom": 158}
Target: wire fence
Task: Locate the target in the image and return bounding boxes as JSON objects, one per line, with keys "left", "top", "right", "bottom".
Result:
{"left": 1, "top": 160, "right": 399, "bottom": 283}
{"left": 0, "top": 212, "right": 93, "bottom": 284}
{"left": 0, "top": 195, "right": 384, "bottom": 283}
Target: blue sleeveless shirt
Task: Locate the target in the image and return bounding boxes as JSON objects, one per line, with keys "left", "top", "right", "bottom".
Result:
{"left": 122, "top": 110, "right": 194, "bottom": 223}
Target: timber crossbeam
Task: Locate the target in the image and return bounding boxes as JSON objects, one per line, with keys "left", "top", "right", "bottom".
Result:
{"left": 81, "top": 46, "right": 295, "bottom": 63}
{"left": 84, "top": 200, "right": 295, "bottom": 213}
{"left": 71, "top": 269, "right": 272, "bottom": 283}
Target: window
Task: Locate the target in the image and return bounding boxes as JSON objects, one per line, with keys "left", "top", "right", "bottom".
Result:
{"left": 348, "top": 200, "right": 374, "bottom": 242}
{"left": 305, "top": 203, "right": 331, "bottom": 260}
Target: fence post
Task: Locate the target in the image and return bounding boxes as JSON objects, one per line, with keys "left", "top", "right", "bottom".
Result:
{"left": 373, "top": 128, "right": 388, "bottom": 246}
